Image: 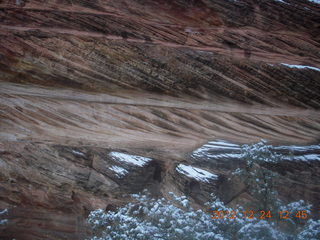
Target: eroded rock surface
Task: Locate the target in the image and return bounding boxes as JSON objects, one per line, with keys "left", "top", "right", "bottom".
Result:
{"left": 0, "top": 0, "right": 320, "bottom": 239}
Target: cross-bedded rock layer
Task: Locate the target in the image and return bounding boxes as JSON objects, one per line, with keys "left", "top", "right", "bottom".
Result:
{"left": 0, "top": 0, "right": 320, "bottom": 239}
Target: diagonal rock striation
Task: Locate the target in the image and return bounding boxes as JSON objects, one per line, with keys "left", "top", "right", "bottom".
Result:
{"left": 0, "top": 0, "right": 320, "bottom": 239}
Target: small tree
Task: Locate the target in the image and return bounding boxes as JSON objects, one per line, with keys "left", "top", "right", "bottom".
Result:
{"left": 233, "top": 140, "right": 282, "bottom": 211}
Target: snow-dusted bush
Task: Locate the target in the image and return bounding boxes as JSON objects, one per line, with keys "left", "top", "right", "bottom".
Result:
{"left": 87, "top": 192, "right": 318, "bottom": 240}
{"left": 242, "top": 139, "right": 282, "bottom": 165}
{"left": 233, "top": 140, "right": 282, "bottom": 211}
{"left": 205, "top": 197, "right": 253, "bottom": 239}
{"left": 297, "top": 219, "right": 320, "bottom": 240}
{"left": 280, "top": 200, "right": 312, "bottom": 224}
{"left": 237, "top": 220, "right": 287, "bottom": 240}
{"left": 87, "top": 191, "right": 221, "bottom": 240}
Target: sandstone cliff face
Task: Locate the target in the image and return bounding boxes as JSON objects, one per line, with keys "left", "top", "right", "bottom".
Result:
{"left": 0, "top": 0, "right": 320, "bottom": 239}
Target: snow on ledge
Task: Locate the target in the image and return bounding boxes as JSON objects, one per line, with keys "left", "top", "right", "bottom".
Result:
{"left": 275, "top": 145, "right": 320, "bottom": 152}
{"left": 283, "top": 154, "right": 320, "bottom": 162}
{"left": 176, "top": 164, "right": 218, "bottom": 183}
{"left": 109, "top": 152, "right": 152, "bottom": 167}
{"left": 308, "top": 0, "right": 320, "bottom": 4}
{"left": 275, "top": 0, "right": 288, "bottom": 4}
{"left": 192, "top": 140, "right": 240, "bottom": 158}
{"left": 0, "top": 209, "right": 8, "bottom": 215}
{"left": 281, "top": 63, "right": 320, "bottom": 72}
{"left": 109, "top": 165, "right": 128, "bottom": 177}
{"left": 72, "top": 150, "right": 85, "bottom": 157}
{"left": 191, "top": 139, "right": 320, "bottom": 163}
{"left": 0, "top": 209, "right": 8, "bottom": 226}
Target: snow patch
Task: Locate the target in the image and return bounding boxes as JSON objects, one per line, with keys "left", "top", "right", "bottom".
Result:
{"left": 202, "top": 153, "right": 244, "bottom": 159}
{"left": 209, "top": 140, "right": 240, "bottom": 147}
{"left": 176, "top": 164, "right": 218, "bottom": 183}
{"left": 283, "top": 154, "right": 320, "bottom": 162}
{"left": 109, "top": 166, "right": 128, "bottom": 177}
{"left": 193, "top": 139, "right": 320, "bottom": 162}
{"left": 0, "top": 219, "right": 8, "bottom": 225}
{"left": 0, "top": 209, "right": 8, "bottom": 226}
{"left": 281, "top": 63, "right": 320, "bottom": 72}
{"left": 184, "top": 28, "right": 200, "bottom": 35}
{"left": 275, "top": 0, "right": 288, "bottom": 4}
{"left": 308, "top": 0, "right": 320, "bottom": 4}
{"left": 275, "top": 145, "right": 320, "bottom": 152}
{"left": 72, "top": 150, "right": 85, "bottom": 156}
{"left": 0, "top": 209, "right": 8, "bottom": 215}
{"left": 192, "top": 140, "right": 240, "bottom": 158}
{"left": 109, "top": 152, "right": 152, "bottom": 167}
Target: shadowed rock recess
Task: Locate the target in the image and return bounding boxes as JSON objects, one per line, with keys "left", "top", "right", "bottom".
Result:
{"left": 0, "top": 0, "right": 320, "bottom": 239}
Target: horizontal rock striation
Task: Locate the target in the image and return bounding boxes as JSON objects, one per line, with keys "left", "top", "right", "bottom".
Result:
{"left": 0, "top": 0, "right": 320, "bottom": 239}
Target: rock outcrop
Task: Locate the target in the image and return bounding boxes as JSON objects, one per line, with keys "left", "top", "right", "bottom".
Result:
{"left": 0, "top": 0, "right": 320, "bottom": 239}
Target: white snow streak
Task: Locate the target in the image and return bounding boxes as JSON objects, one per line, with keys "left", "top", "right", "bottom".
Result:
{"left": 109, "top": 152, "right": 152, "bottom": 167}
{"left": 176, "top": 164, "right": 218, "bottom": 183}
{"left": 283, "top": 154, "right": 320, "bottom": 162}
{"left": 281, "top": 64, "right": 320, "bottom": 72}
{"left": 0, "top": 209, "right": 8, "bottom": 215}
{"left": 275, "top": 0, "right": 287, "bottom": 4}
{"left": 192, "top": 140, "right": 240, "bottom": 157}
{"left": 109, "top": 166, "right": 128, "bottom": 177}
{"left": 275, "top": 145, "right": 320, "bottom": 152}
{"left": 0, "top": 209, "right": 8, "bottom": 226}
{"left": 72, "top": 150, "right": 85, "bottom": 156}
